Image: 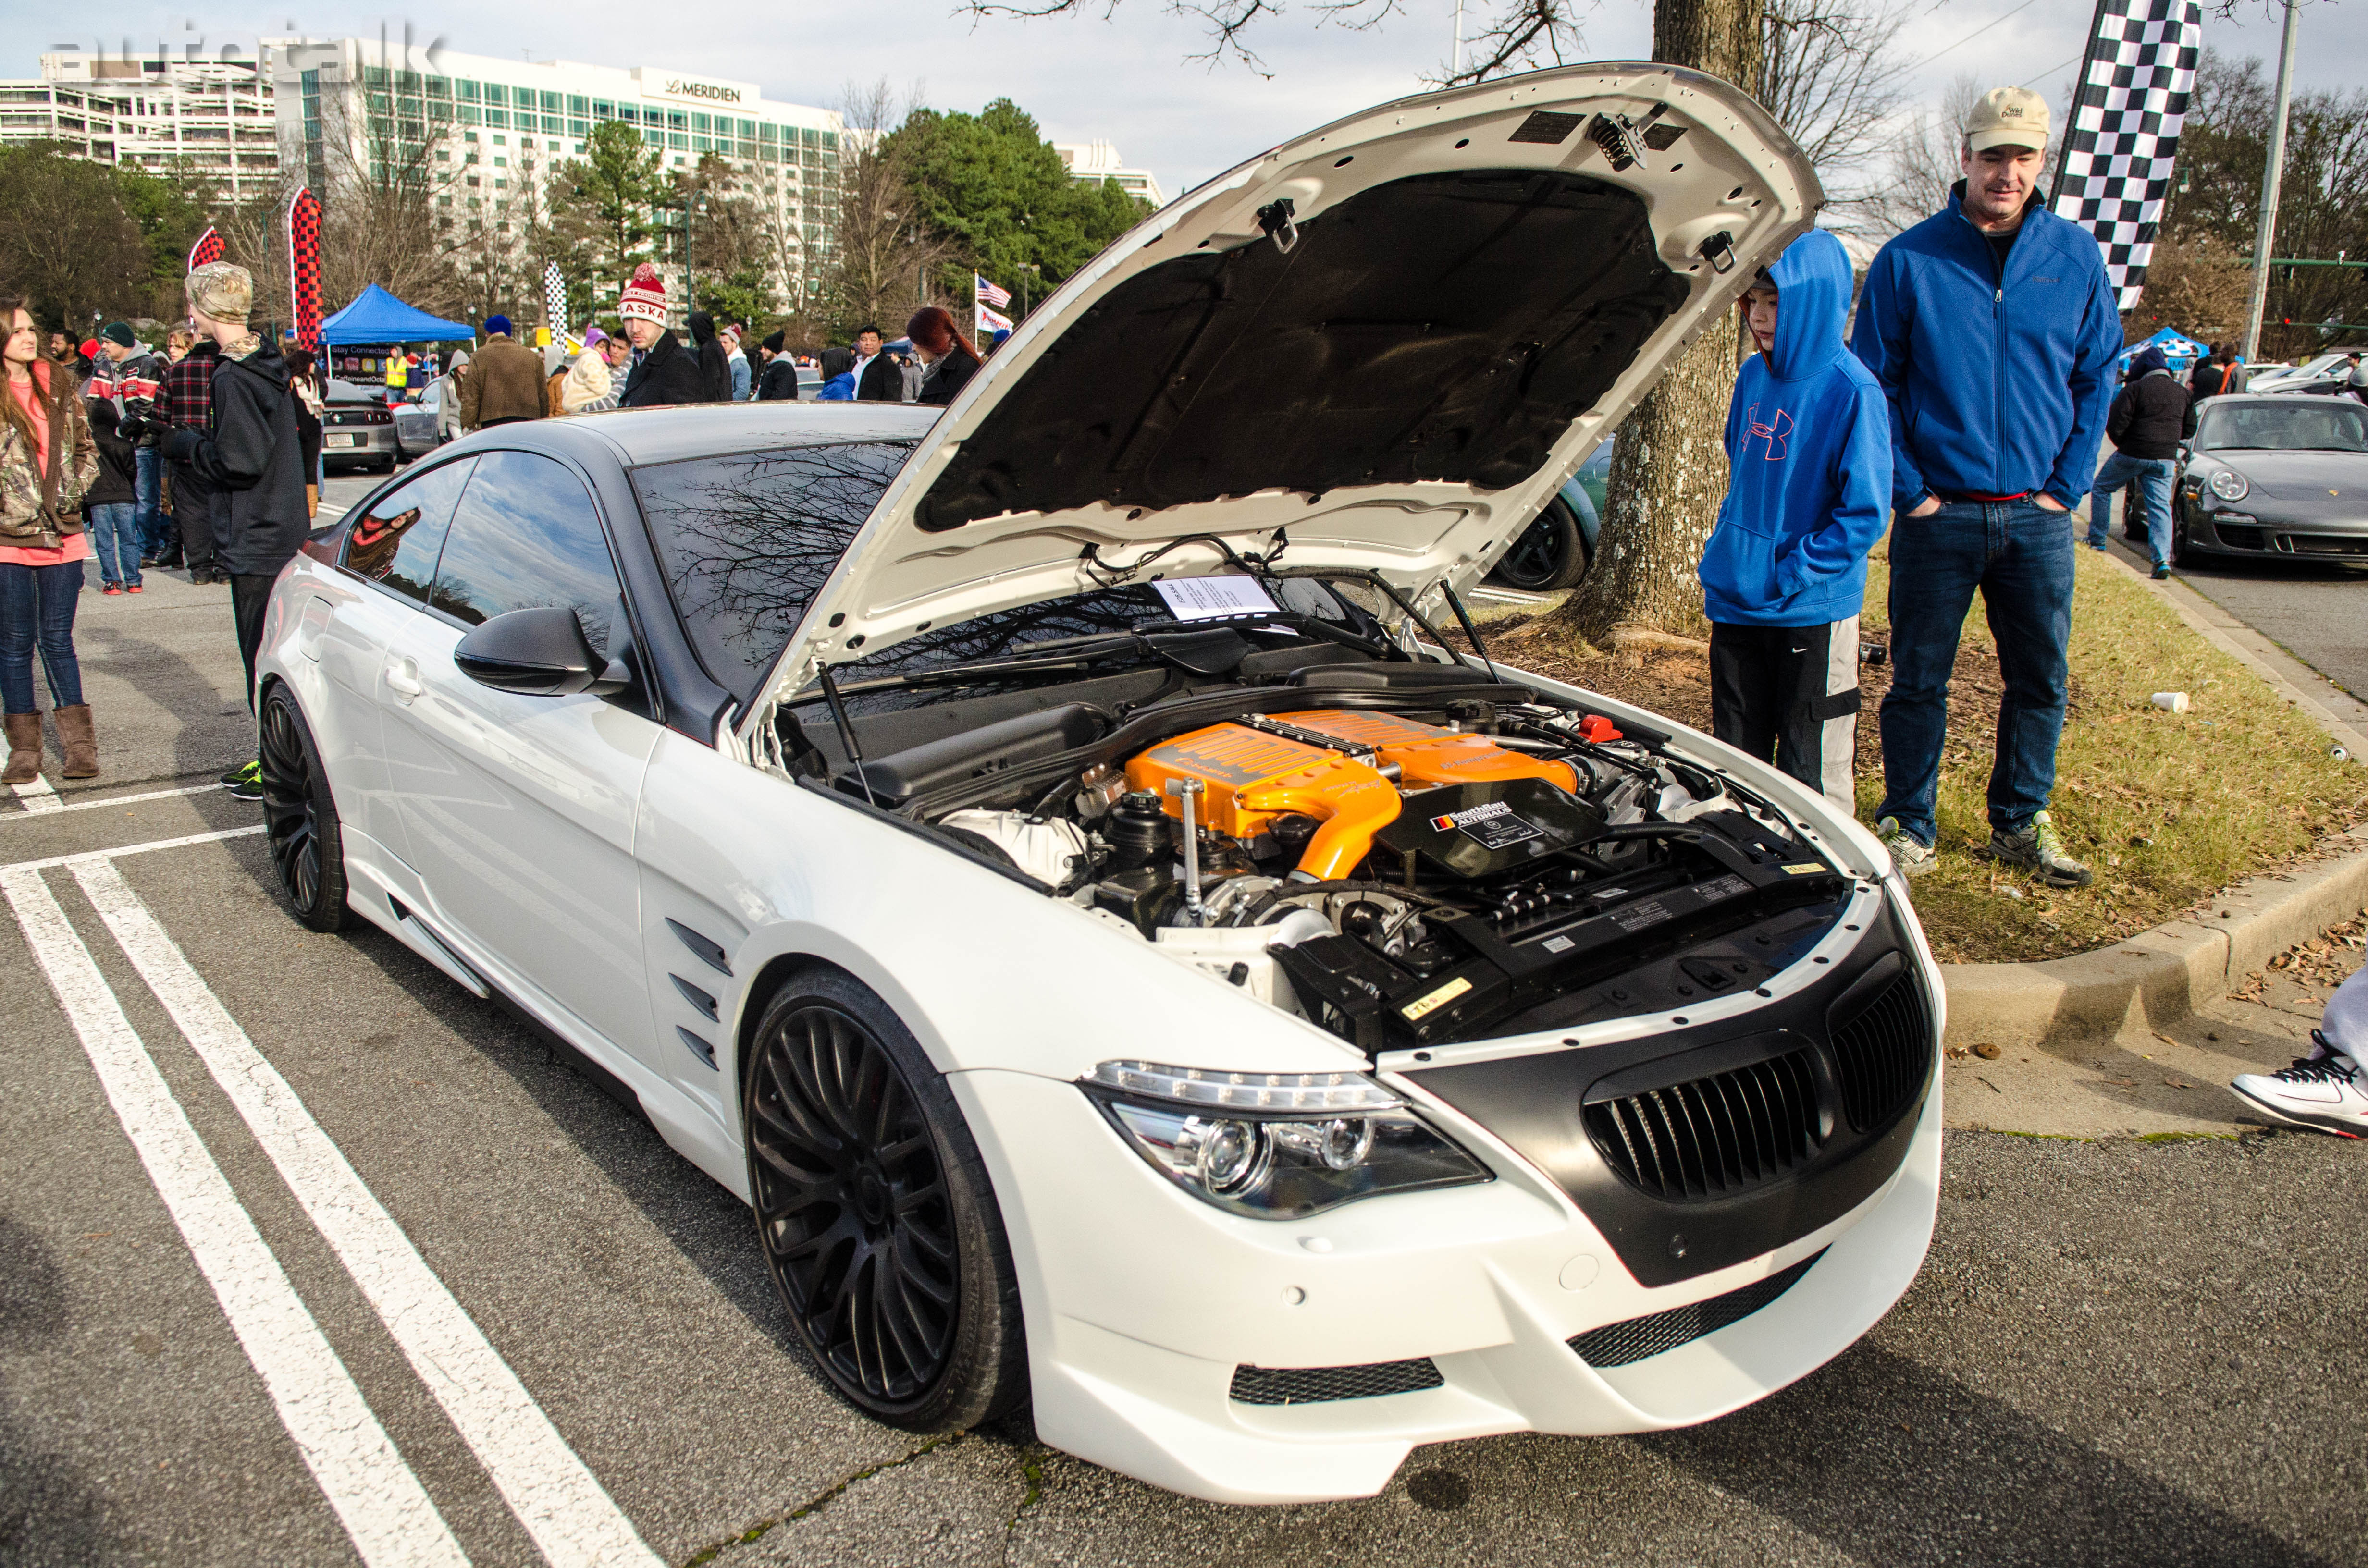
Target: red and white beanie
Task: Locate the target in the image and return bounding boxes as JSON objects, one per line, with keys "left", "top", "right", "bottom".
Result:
{"left": 619, "top": 262, "right": 667, "bottom": 325}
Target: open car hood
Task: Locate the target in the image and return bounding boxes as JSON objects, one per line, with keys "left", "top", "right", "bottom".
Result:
{"left": 747, "top": 63, "right": 1820, "bottom": 727}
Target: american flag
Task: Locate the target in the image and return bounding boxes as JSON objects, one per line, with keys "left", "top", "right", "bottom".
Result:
{"left": 974, "top": 272, "right": 1012, "bottom": 309}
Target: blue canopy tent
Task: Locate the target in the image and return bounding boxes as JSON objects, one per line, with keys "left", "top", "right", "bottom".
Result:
{"left": 316, "top": 284, "right": 475, "bottom": 346}
{"left": 2118, "top": 326, "right": 2210, "bottom": 377}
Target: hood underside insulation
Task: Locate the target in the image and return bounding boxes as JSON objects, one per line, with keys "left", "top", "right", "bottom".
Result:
{"left": 915, "top": 168, "right": 1688, "bottom": 532}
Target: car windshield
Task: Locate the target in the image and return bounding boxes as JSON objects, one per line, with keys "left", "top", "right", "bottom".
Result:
{"left": 630, "top": 441, "right": 916, "bottom": 704}
{"left": 2195, "top": 402, "right": 2368, "bottom": 453}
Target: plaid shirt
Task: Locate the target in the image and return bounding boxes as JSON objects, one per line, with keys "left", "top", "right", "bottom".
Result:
{"left": 158, "top": 340, "right": 219, "bottom": 433}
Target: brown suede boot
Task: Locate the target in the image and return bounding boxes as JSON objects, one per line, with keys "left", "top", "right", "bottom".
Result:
{"left": 53, "top": 704, "right": 98, "bottom": 780}
{"left": 3, "top": 711, "right": 40, "bottom": 785}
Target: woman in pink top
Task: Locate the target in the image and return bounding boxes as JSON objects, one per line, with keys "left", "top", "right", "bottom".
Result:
{"left": 0, "top": 298, "right": 100, "bottom": 784}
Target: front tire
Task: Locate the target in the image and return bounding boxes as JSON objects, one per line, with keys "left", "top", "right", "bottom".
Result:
{"left": 745, "top": 969, "right": 1027, "bottom": 1430}
{"left": 1493, "top": 497, "right": 1591, "bottom": 591}
{"left": 258, "top": 685, "right": 351, "bottom": 932}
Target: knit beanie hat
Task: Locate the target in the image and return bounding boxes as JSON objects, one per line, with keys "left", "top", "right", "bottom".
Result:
{"left": 620, "top": 263, "right": 667, "bottom": 325}
{"left": 484, "top": 313, "right": 513, "bottom": 337}
{"left": 187, "top": 261, "right": 253, "bottom": 327}
{"left": 100, "top": 322, "right": 136, "bottom": 348}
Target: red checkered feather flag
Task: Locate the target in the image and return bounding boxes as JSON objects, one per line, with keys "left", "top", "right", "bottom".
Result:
{"left": 187, "top": 227, "right": 225, "bottom": 272}
{"left": 287, "top": 190, "right": 324, "bottom": 348}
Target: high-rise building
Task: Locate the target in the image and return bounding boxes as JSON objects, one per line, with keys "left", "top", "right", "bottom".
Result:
{"left": 271, "top": 37, "right": 842, "bottom": 316}
{"left": 2, "top": 48, "right": 281, "bottom": 202}
{"left": 1053, "top": 141, "right": 1164, "bottom": 208}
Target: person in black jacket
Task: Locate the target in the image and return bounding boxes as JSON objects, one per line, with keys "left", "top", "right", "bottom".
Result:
{"left": 616, "top": 265, "right": 708, "bottom": 407}
{"left": 2085, "top": 345, "right": 2189, "bottom": 577}
{"left": 905, "top": 306, "right": 980, "bottom": 407}
{"left": 755, "top": 332, "right": 801, "bottom": 400}
{"left": 83, "top": 385, "right": 144, "bottom": 593}
{"left": 688, "top": 311, "right": 731, "bottom": 403}
{"left": 851, "top": 326, "right": 903, "bottom": 402}
{"left": 161, "top": 262, "right": 311, "bottom": 798}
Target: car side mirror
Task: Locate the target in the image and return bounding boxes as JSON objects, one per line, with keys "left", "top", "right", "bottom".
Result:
{"left": 453, "top": 605, "right": 630, "bottom": 698}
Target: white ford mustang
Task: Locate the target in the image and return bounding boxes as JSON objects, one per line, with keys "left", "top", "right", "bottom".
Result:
{"left": 256, "top": 64, "right": 1940, "bottom": 1505}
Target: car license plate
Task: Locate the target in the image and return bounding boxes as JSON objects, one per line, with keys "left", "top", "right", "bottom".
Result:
{"left": 325, "top": 433, "right": 358, "bottom": 447}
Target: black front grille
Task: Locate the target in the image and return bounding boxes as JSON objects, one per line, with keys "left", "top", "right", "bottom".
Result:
{"left": 1828, "top": 970, "right": 1931, "bottom": 1132}
{"left": 2216, "top": 522, "right": 2266, "bottom": 549}
{"left": 2283, "top": 534, "right": 2368, "bottom": 556}
{"left": 1229, "top": 1358, "right": 1445, "bottom": 1406}
{"left": 1569, "top": 1249, "right": 1825, "bottom": 1368}
{"left": 1583, "top": 1047, "right": 1822, "bottom": 1200}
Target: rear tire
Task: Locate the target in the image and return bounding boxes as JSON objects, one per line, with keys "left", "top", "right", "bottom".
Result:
{"left": 745, "top": 968, "right": 1027, "bottom": 1431}
{"left": 258, "top": 686, "right": 351, "bottom": 932}
{"left": 1493, "top": 497, "right": 1591, "bottom": 591}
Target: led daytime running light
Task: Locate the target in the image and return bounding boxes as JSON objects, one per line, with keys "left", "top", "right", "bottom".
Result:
{"left": 1087, "top": 1060, "right": 1402, "bottom": 1113}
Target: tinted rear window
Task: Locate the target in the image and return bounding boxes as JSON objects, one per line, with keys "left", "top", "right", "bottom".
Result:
{"left": 629, "top": 441, "right": 913, "bottom": 701}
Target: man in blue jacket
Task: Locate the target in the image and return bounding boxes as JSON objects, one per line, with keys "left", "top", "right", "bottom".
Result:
{"left": 1699, "top": 229, "right": 1891, "bottom": 806}
{"left": 1850, "top": 86, "right": 2122, "bottom": 888}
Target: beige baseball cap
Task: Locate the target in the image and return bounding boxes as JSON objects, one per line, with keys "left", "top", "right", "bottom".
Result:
{"left": 1966, "top": 86, "right": 2050, "bottom": 153}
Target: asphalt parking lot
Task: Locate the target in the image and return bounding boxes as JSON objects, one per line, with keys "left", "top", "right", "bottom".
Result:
{"left": 0, "top": 467, "right": 2360, "bottom": 1566}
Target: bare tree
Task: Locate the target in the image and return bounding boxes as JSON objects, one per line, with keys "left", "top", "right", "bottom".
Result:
{"left": 821, "top": 81, "right": 954, "bottom": 339}
{"left": 1858, "top": 75, "right": 1987, "bottom": 241}
{"left": 1759, "top": 0, "right": 1915, "bottom": 208}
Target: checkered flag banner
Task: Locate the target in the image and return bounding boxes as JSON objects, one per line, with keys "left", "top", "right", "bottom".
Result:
{"left": 286, "top": 189, "right": 323, "bottom": 349}
{"left": 544, "top": 261, "right": 567, "bottom": 339}
{"left": 187, "top": 226, "right": 224, "bottom": 273}
{"left": 2048, "top": 0, "right": 2204, "bottom": 311}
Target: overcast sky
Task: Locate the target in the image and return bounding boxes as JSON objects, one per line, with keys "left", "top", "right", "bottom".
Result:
{"left": 21, "top": 0, "right": 2359, "bottom": 202}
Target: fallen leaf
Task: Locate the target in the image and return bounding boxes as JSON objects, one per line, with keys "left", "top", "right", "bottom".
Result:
{"left": 1972, "top": 1043, "right": 2001, "bottom": 1060}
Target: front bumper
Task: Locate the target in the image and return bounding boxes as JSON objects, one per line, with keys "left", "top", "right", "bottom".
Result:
{"left": 2189, "top": 506, "right": 2368, "bottom": 559}
{"left": 951, "top": 895, "right": 1942, "bottom": 1503}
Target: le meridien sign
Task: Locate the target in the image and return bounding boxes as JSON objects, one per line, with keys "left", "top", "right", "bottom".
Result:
{"left": 654, "top": 75, "right": 746, "bottom": 104}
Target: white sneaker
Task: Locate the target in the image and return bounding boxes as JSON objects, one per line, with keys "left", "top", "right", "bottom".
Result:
{"left": 2229, "top": 1035, "right": 2368, "bottom": 1138}
{"left": 1875, "top": 816, "right": 1936, "bottom": 879}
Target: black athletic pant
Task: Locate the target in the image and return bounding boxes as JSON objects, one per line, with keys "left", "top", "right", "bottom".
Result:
{"left": 231, "top": 572, "right": 274, "bottom": 713}
{"left": 169, "top": 461, "right": 219, "bottom": 575}
{"left": 1708, "top": 617, "right": 1862, "bottom": 806}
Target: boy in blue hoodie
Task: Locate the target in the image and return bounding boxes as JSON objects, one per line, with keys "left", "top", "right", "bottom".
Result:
{"left": 1697, "top": 228, "right": 1892, "bottom": 806}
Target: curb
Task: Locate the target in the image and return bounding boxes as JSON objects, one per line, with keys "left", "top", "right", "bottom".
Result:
{"left": 1937, "top": 546, "right": 2368, "bottom": 1050}
{"left": 1939, "top": 824, "right": 2368, "bottom": 1051}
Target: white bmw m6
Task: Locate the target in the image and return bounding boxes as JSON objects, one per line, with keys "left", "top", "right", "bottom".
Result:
{"left": 254, "top": 64, "right": 1941, "bottom": 1504}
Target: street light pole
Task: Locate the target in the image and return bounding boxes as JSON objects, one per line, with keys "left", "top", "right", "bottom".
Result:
{"left": 2242, "top": 0, "right": 2301, "bottom": 364}
{"left": 1452, "top": 0, "right": 1466, "bottom": 79}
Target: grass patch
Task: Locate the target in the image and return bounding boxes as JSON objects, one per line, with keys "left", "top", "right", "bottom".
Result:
{"left": 1480, "top": 533, "right": 2367, "bottom": 963}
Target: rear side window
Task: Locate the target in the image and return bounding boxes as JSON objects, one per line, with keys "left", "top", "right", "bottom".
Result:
{"left": 429, "top": 451, "right": 625, "bottom": 656}
{"left": 342, "top": 457, "right": 476, "bottom": 601}
{"left": 629, "top": 441, "right": 913, "bottom": 702}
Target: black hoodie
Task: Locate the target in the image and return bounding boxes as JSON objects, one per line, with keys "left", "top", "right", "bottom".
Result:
{"left": 163, "top": 339, "right": 310, "bottom": 576}
{"left": 688, "top": 312, "right": 730, "bottom": 404}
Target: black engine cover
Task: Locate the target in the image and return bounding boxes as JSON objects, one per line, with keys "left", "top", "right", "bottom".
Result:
{"left": 1375, "top": 778, "right": 1607, "bottom": 881}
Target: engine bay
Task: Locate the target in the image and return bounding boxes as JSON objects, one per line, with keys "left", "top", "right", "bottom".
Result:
{"left": 778, "top": 579, "right": 1855, "bottom": 1054}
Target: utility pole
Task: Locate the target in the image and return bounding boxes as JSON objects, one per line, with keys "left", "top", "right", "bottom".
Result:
{"left": 2242, "top": 0, "right": 2301, "bottom": 363}
{"left": 1451, "top": 0, "right": 1466, "bottom": 78}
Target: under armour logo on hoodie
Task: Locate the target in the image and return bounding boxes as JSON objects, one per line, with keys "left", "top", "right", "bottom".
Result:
{"left": 1745, "top": 403, "right": 1793, "bottom": 461}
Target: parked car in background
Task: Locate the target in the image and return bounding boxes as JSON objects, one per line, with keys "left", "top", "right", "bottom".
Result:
{"left": 321, "top": 379, "right": 398, "bottom": 473}
{"left": 2174, "top": 393, "right": 2368, "bottom": 565}
{"left": 393, "top": 384, "right": 443, "bottom": 462}
{"left": 1491, "top": 438, "right": 1612, "bottom": 592}
{"left": 2244, "top": 352, "right": 2358, "bottom": 396}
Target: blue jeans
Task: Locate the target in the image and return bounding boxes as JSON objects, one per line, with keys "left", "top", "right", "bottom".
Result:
{"left": 2088, "top": 453, "right": 2176, "bottom": 566}
{"left": 134, "top": 444, "right": 166, "bottom": 554}
{"left": 0, "top": 558, "right": 86, "bottom": 713}
{"left": 1876, "top": 498, "right": 2075, "bottom": 847}
{"left": 85, "top": 504, "right": 142, "bottom": 588}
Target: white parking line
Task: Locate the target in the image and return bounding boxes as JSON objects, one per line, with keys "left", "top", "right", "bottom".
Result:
{"left": 2, "top": 782, "right": 227, "bottom": 819}
{"left": 4, "top": 824, "right": 264, "bottom": 876}
{"left": 1, "top": 865, "right": 470, "bottom": 1568}
{"left": 74, "top": 857, "right": 662, "bottom": 1568}
{"left": 11, "top": 775, "right": 62, "bottom": 813}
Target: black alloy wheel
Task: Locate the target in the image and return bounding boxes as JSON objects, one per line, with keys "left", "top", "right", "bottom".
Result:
{"left": 259, "top": 686, "right": 351, "bottom": 933}
{"left": 2171, "top": 515, "right": 2195, "bottom": 568}
{"left": 746, "top": 969, "right": 1027, "bottom": 1430}
{"left": 1493, "top": 496, "right": 1591, "bottom": 592}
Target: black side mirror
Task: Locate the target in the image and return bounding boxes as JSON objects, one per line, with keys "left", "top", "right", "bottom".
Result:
{"left": 453, "top": 605, "right": 629, "bottom": 697}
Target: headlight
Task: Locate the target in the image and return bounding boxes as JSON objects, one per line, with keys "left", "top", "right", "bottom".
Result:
{"left": 2208, "top": 469, "right": 2250, "bottom": 502}
{"left": 1082, "top": 1061, "right": 1492, "bottom": 1218}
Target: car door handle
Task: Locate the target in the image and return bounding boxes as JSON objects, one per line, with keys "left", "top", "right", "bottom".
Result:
{"left": 386, "top": 662, "right": 425, "bottom": 701}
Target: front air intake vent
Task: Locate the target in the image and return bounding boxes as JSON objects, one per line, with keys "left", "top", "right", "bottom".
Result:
{"left": 1228, "top": 1358, "right": 1444, "bottom": 1406}
{"left": 1828, "top": 970, "right": 1931, "bottom": 1133}
{"left": 1570, "top": 1249, "right": 1825, "bottom": 1368}
{"left": 1583, "top": 1047, "right": 1823, "bottom": 1200}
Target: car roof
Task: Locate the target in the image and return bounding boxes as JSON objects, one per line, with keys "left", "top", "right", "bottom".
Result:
{"left": 485, "top": 402, "right": 944, "bottom": 470}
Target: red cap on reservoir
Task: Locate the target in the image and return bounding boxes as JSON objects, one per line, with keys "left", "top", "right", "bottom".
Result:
{"left": 1577, "top": 714, "right": 1624, "bottom": 744}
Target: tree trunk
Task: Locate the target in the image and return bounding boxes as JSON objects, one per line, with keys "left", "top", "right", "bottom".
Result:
{"left": 1552, "top": 0, "right": 1764, "bottom": 645}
